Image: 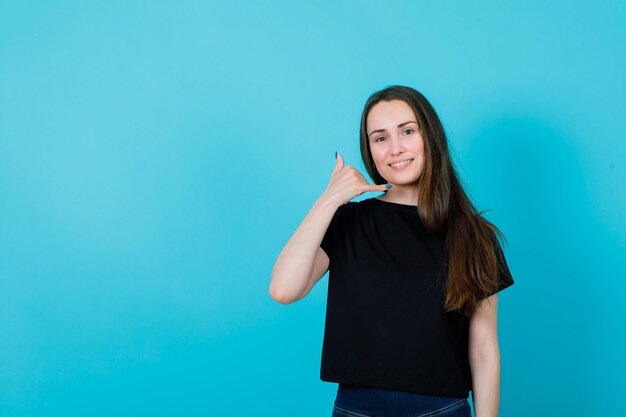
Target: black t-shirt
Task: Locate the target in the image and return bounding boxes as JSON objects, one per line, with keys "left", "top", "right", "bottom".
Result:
{"left": 319, "top": 197, "right": 515, "bottom": 398}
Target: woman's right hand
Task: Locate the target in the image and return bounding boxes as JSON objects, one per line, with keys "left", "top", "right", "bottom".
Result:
{"left": 321, "top": 152, "right": 391, "bottom": 207}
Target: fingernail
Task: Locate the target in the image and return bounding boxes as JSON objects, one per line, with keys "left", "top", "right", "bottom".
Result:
{"left": 386, "top": 184, "right": 392, "bottom": 188}
{"left": 335, "top": 151, "right": 337, "bottom": 159}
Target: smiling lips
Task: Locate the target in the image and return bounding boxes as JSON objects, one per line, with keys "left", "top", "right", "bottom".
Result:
{"left": 388, "top": 158, "right": 414, "bottom": 170}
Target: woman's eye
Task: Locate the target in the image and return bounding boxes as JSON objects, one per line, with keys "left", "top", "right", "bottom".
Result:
{"left": 404, "top": 129, "right": 415, "bottom": 135}
{"left": 375, "top": 137, "right": 386, "bottom": 142}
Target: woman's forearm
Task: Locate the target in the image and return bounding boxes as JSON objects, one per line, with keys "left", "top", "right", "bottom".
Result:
{"left": 469, "top": 357, "right": 500, "bottom": 417}
{"left": 269, "top": 193, "right": 339, "bottom": 303}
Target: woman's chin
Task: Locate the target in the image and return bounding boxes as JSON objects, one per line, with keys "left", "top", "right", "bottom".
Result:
{"left": 382, "top": 178, "right": 419, "bottom": 186}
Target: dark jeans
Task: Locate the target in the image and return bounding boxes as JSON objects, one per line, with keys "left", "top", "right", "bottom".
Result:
{"left": 331, "top": 384, "right": 472, "bottom": 417}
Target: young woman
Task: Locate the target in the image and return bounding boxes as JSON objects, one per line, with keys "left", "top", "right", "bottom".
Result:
{"left": 269, "top": 85, "right": 515, "bottom": 417}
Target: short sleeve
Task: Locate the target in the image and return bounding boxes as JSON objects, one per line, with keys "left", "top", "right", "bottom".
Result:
{"left": 480, "top": 240, "right": 515, "bottom": 300}
{"left": 320, "top": 203, "right": 347, "bottom": 261}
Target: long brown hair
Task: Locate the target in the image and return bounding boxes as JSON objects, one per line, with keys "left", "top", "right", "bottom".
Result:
{"left": 359, "top": 85, "right": 510, "bottom": 317}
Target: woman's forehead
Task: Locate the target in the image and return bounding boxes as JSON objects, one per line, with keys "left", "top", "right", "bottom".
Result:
{"left": 367, "top": 100, "right": 418, "bottom": 130}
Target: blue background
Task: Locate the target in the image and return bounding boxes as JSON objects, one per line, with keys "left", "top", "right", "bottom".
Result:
{"left": 1, "top": 1, "right": 624, "bottom": 416}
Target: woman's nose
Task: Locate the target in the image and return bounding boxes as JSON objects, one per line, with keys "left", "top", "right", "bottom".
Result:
{"left": 390, "top": 136, "right": 404, "bottom": 153}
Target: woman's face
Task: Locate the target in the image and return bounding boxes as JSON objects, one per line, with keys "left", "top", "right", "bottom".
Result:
{"left": 366, "top": 99, "right": 426, "bottom": 186}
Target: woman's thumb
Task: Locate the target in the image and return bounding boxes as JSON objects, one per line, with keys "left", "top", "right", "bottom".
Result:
{"left": 333, "top": 151, "right": 344, "bottom": 173}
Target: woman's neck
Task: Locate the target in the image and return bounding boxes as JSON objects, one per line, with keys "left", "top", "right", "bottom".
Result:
{"left": 376, "top": 189, "right": 419, "bottom": 206}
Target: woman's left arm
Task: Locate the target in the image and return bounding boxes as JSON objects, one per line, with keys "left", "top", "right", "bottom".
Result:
{"left": 468, "top": 293, "right": 501, "bottom": 417}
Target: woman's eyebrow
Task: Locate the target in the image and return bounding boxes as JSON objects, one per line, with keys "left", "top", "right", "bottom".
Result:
{"left": 368, "top": 121, "right": 417, "bottom": 137}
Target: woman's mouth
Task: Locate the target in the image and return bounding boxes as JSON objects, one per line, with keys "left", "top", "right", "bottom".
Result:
{"left": 388, "top": 158, "right": 414, "bottom": 170}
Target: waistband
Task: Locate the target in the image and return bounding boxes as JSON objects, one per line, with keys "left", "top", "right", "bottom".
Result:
{"left": 335, "top": 384, "right": 468, "bottom": 416}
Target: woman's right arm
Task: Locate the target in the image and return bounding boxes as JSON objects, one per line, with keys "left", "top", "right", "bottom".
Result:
{"left": 268, "top": 193, "right": 339, "bottom": 304}
{"left": 268, "top": 153, "right": 390, "bottom": 304}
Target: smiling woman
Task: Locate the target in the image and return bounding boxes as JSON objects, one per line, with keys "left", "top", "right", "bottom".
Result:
{"left": 269, "top": 85, "right": 515, "bottom": 417}
{"left": 366, "top": 100, "right": 425, "bottom": 187}
{"left": 358, "top": 86, "right": 513, "bottom": 316}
